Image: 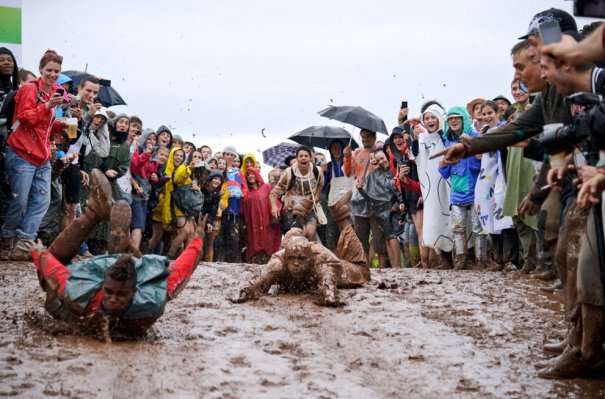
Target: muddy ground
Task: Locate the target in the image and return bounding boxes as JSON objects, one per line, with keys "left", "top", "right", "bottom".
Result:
{"left": 1, "top": 261, "right": 604, "bottom": 399}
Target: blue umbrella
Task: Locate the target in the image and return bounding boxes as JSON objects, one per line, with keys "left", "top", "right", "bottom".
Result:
{"left": 262, "top": 142, "right": 298, "bottom": 167}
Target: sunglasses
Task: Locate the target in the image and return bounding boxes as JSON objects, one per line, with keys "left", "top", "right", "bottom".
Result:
{"left": 44, "top": 53, "right": 63, "bottom": 63}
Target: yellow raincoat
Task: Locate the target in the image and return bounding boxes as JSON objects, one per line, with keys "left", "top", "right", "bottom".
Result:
{"left": 241, "top": 153, "right": 257, "bottom": 177}
{"left": 152, "top": 147, "right": 193, "bottom": 230}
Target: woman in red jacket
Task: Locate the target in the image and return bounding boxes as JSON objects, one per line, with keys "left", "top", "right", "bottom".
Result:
{"left": 0, "top": 50, "right": 67, "bottom": 261}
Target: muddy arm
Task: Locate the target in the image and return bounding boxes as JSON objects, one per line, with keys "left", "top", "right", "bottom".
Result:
{"left": 32, "top": 250, "right": 71, "bottom": 301}
{"left": 231, "top": 255, "right": 287, "bottom": 303}
{"left": 312, "top": 262, "right": 341, "bottom": 307}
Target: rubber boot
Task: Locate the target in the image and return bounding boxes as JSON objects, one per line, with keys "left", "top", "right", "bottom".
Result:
{"left": 48, "top": 169, "right": 113, "bottom": 264}
{"left": 108, "top": 200, "right": 132, "bottom": 254}
{"left": 538, "top": 305, "right": 604, "bottom": 378}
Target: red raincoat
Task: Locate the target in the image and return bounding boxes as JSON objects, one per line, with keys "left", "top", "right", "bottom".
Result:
{"left": 7, "top": 78, "right": 64, "bottom": 166}
{"left": 241, "top": 168, "right": 281, "bottom": 261}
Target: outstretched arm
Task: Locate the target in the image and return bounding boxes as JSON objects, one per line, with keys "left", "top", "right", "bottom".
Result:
{"left": 166, "top": 214, "right": 207, "bottom": 299}
{"left": 231, "top": 254, "right": 287, "bottom": 303}
{"left": 33, "top": 249, "right": 70, "bottom": 301}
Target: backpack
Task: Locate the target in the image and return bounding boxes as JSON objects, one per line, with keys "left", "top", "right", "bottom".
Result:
{"left": 286, "top": 165, "right": 320, "bottom": 192}
{"left": 0, "top": 81, "right": 44, "bottom": 135}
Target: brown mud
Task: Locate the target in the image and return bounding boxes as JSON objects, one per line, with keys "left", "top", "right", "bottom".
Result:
{"left": 1, "top": 261, "right": 604, "bottom": 398}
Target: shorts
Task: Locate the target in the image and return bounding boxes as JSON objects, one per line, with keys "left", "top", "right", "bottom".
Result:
{"left": 61, "top": 164, "right": 81, "bottom": 204}
{"left": 130, "top": 199, "right": 148, "bottom": 230}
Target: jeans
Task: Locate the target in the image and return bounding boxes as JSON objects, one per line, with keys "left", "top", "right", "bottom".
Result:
{"left": 451, "top": 203, "right": 485, "bottom": 259}
{"left": 1, "top": 147, "right": 51, "bottom": 241}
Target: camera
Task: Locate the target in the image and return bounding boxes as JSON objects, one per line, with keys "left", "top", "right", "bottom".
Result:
{"left": 540, "top": 92, "right": 605, "bottom": 155}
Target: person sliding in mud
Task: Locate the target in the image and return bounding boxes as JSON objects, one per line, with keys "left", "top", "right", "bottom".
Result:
{"left": 32, "top": 169, "right": 206, "bottom": 340}
{"left": 233, "top": 190, "right": 370, "bottom": 306}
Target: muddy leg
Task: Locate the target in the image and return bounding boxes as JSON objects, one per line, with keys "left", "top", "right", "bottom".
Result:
{"left": 48, "top": 169, "right": 112, "bottom": 263}
{"left": 107, "top": 200, "right": 132, "bottom": 254}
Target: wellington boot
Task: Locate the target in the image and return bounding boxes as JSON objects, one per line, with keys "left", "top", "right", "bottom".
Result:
{"left": 453, "top": 254, "right": 467, "bottom": 271}
{"left": 329, "top": 190, "right": 352, "bottom": 224}
{"left": 108, "top": 200, "right": 132, "bottom": 254}
{"left": 86, "top": 169, "right": 113, "bottom": 222}
{"left": 537, "top": 347, "right": 605, "bottom": 379}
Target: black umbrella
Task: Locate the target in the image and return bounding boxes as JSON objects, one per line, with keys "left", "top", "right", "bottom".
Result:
{"left": 62, "top": 70, "right": 127, "bottom": 107}
{"left": 318, "top": 105, "right": 388, "bottom": 134}
{"left": 288, "top": 125, "right": 359, "bottom": 150}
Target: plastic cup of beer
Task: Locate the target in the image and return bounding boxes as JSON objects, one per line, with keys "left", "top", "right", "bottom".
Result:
{"left": 67, "top": 118, "right": 78, "bottom": 139}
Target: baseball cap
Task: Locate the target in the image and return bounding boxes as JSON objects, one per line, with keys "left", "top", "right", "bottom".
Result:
{"left": 519, "top": 8, "right": 577, "bottom": 40}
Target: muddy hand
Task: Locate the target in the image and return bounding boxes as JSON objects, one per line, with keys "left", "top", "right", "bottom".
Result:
{"left": 314, "top": 286, "right": 341, "bottom": 307}
{"left": 230, "top": 287, "right": 261, "bottom": 303}
{"left": 429, "top": 143, "right": 466, "bottom": 164}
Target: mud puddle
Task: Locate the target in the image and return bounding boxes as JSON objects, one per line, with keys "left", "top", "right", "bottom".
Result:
{"left": 1, "top": 262, "right": 604, "bottom": 398}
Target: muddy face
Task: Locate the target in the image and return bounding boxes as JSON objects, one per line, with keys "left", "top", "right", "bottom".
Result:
{"left": 285, "top": 256, "right": 313, "bottom": 280}
{"left": 101, "top": 277, "right": 136, "bottom": 316}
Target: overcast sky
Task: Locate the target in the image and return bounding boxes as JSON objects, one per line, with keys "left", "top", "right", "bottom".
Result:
{"left": 22, "top": 1, "right": 598, "bottom": 162}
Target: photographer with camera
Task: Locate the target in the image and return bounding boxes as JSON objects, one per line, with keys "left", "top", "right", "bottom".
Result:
{"left": 535, "top": 36, "right": 605, "bottom": 378}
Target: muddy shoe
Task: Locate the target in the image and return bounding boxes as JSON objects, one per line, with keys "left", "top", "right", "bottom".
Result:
{"left": 487, "top": 261, "right": 504, "bottom": 272}
{"left": 532, "top": 269, "right": 557, "bottom": 281}
{"left": 544, "top": 339, "right": 569, "bottom": 354}
{"left": 292, "top": 196, "right": 314, "bottom": 221}
{"left": 108, "top": 200, "right": 132, "bottom": 254}
{"left": 86, "top": 169, "right": 113, "bottom": 221}
{"left": 9, "top": 239, "right": 35, "bottom": 261}
{"left": 503, "top": 262, "right": 518, "bottom": 273}
{"left": 453, "top": 255, "right": 467, "bottom": 271}
{"left": 537, "top": 347, "right": 596, "bottom": 379}
{"left": 329, "top": 190, "right": 352, "bottom": 222}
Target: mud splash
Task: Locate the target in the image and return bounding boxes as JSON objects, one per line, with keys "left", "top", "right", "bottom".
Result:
{"left": 1, "top": 262, "right": 604, "bottom": 398}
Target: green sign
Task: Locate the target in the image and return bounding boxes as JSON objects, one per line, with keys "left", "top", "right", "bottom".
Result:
{"left": 0, "top": 5, "right": 21, "bottom": 44}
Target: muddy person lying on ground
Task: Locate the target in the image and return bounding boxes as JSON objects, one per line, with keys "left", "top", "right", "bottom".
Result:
{"left": 233, "top": 190, "right": 370, "bottom": 306}
{"left": 32, "top": 169, "right": 206, "bottom": 340}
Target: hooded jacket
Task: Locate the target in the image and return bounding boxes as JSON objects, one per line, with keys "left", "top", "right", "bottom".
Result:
{"left": 130, "top": 129, "right": 160, "bottom": 201}
{"left": 7, "top": 78, "right": 64, "bottom": 166}
{"left": 153, "top": 147, "right": 193, "bottom": 229}
{"left": 241, "top": 153, "right": 257, "bottom": 177}
{"left": 438, "top": 106, "right": 481, "bottom": 205}
{"left": 201, "top": 170, "right": 224, "bottom": 220}
{"left": 241, "top": 167, "right": 281, "bottom": 260}
{"left": 358, "top": 164, "right": 402, "bottom": 212}
{"left": 156, "top": 125, "right": 172, "bottom": 148}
